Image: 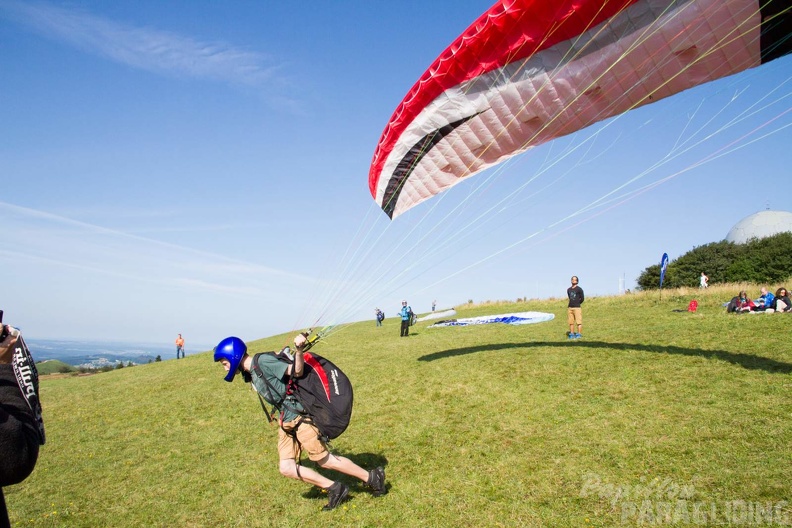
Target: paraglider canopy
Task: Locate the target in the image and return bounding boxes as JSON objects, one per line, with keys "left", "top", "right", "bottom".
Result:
{"left": 369, "top": 0, "right": 791, "bottom": 219}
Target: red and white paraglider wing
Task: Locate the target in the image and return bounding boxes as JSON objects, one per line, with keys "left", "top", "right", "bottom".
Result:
{"left": 369, "top": 0, "right": 791, "bottom": 219}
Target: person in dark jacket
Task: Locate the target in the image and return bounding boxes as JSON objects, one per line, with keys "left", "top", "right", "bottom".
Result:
{"left": 1, "top": 324, "right": 43, "bottom": 528}
{"left": 773, "top": 287, "right": 791, "bottom": 312}
{"left": 567, "top": 276, "right": 584, "bottom": 339}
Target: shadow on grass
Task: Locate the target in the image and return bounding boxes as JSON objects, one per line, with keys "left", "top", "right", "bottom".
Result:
{"left": 417, "top": 340, "right": 792, "bottom": 374}
{"left": 300, "top": 452, "right": 391, "bottom": 499}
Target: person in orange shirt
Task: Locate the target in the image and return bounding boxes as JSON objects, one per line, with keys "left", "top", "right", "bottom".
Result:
{"left": 175, "top": 334, "right": 185, "bottom": 359}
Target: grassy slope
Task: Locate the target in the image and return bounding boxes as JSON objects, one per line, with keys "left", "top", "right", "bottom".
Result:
{"left": 35, "top": 360, "right": 75, "bottom": 376}
{"left": 7, "top": 284, "right": 791, "bottom": 527}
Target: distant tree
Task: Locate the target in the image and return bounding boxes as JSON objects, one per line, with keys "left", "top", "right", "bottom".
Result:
{"left": 155, "top": 355, "right": 162, "bottom": 362}
{"left": 724, "top": 259, "right": 758, "bottom": 283}
{"left": 637, "top": 232, "right": 792, "bottom": 289}
{"left": 637, "top": 263, "right": 663, "bottom": 290}
{"left": 57, "top": 365, "right": 73, "bottom": 374}
{"left": 737, "top": 232, "right": 792, "bottom": 282}
{"left": 127, "top": 361, "right": 133, "bottom": 367}
{"left": 671, "top": 241, "right": 740, "bottom": 287}
{"left": 116, "top": 362, "right": 124, "bottom": 370}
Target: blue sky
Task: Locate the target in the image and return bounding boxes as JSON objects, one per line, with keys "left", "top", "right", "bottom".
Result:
{"left": 1, "top": 0, "right": 790, "bottom": 350}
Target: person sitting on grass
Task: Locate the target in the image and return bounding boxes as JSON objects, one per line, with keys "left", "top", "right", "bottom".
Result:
{"left": 772, "top": 287, "right": 791, "bottom": 312}
{"left": 754, "top": 287, "right": 775, "bottom": 312}
{"left": 735, "top": 291, "right": 755, "bottom": 313}
{"left": 726, "top": 291, "right": 755, "bottom": 313}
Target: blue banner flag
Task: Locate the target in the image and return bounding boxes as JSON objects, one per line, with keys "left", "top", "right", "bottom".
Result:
{"left": 660, "top": 253, "right": 669, "bottom": 289}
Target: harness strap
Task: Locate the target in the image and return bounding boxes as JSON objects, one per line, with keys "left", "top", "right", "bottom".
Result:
{"left": 250, "top": 353, "right": 331, "bottom": 448}
{"left": 251, "top": 353, "right": 305, "bottom": 431}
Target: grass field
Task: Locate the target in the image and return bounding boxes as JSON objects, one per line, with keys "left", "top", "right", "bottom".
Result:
{"left": 6, "top": 284, "right": 791, "bottom": 527}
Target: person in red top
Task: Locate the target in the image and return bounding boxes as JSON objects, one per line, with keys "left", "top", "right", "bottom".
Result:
{"left": 735, "top": 291, "right": 756, "bottom": 312}
{"left": 727, "top": 291, "right": 755, "bottom": 313}
{"left": 175, "top": 334, "right": 185, "bottom": 359}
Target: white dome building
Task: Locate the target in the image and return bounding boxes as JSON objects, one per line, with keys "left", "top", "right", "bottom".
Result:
{"left": 725, "top": 210, "right": 792, "bottom": 244}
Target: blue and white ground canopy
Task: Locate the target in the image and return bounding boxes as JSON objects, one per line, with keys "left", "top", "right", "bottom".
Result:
{"left": 427, "top": 311, "right": 555, "bottom": 328}
{"left": 416, "top": 309, "right": 457, "bottom": 322}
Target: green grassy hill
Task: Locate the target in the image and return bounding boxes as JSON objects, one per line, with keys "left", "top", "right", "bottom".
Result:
{"left": 7, "top": 284, "right": 791, "bottom": 527}
{"left": 35, "top": 359, "right": 77, "bottom": 376}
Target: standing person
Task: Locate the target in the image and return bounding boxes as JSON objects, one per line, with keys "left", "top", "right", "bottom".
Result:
{"left": 1, "top": 322, "right": 44, "bottom": 527}
{"left": 213, "top": 335, "right": 386, "bottom": 511}
{"left": 432, "top": 300, "right": 436, "bottom": 312}
{"left": 699, "top": 272, "right": 709, "bottom": 289}
{"left": 567, "top": 276, "right": 584, "bottom": 339}
{"left": 374, "top": 308, "right": 384, "bottom": 327}
{"left": 175, "top": 334, "right": 185, "bottom": 359}
{"left": 399, "top": 301, "right": 412, "bottom": 337}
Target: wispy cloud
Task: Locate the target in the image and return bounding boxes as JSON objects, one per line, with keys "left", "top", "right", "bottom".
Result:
{"left": 173, "top": 278, "right": 263, "bottom": 296}
{"left": 0, "top": 201, "right": 312, "bottom": 293}
{"left": 0, "top": 0, "right": 281, "bottom": 87}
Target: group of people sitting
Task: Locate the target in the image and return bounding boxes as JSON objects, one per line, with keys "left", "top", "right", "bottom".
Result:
{"left": 726, "top": 287, "right": 791, "bottom": 313}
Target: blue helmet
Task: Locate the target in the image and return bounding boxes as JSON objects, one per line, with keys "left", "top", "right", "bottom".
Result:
{"left": 214, "top": 336, "right": 247, "bottom": 382}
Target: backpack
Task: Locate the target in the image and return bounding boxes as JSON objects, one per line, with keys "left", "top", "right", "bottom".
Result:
{"left": 12, "top": 335, "right": 46, "bottom": 445}
{"left": 252, "top": 350, "right": 353, "bottom": 441}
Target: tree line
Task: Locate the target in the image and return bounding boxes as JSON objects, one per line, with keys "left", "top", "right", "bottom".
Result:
{"left": 636, "top": 232, "right": 792, "bottom": 290}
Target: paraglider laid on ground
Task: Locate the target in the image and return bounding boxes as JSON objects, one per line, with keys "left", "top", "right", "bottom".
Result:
{"left": 428, "top": 311, "right": 555, "bottom": 328}
{"left": 369, "top": 0, "right": 792, "bottom": 219}
{"left": 416, "top": 309, "right": 457, "bottom": 322}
